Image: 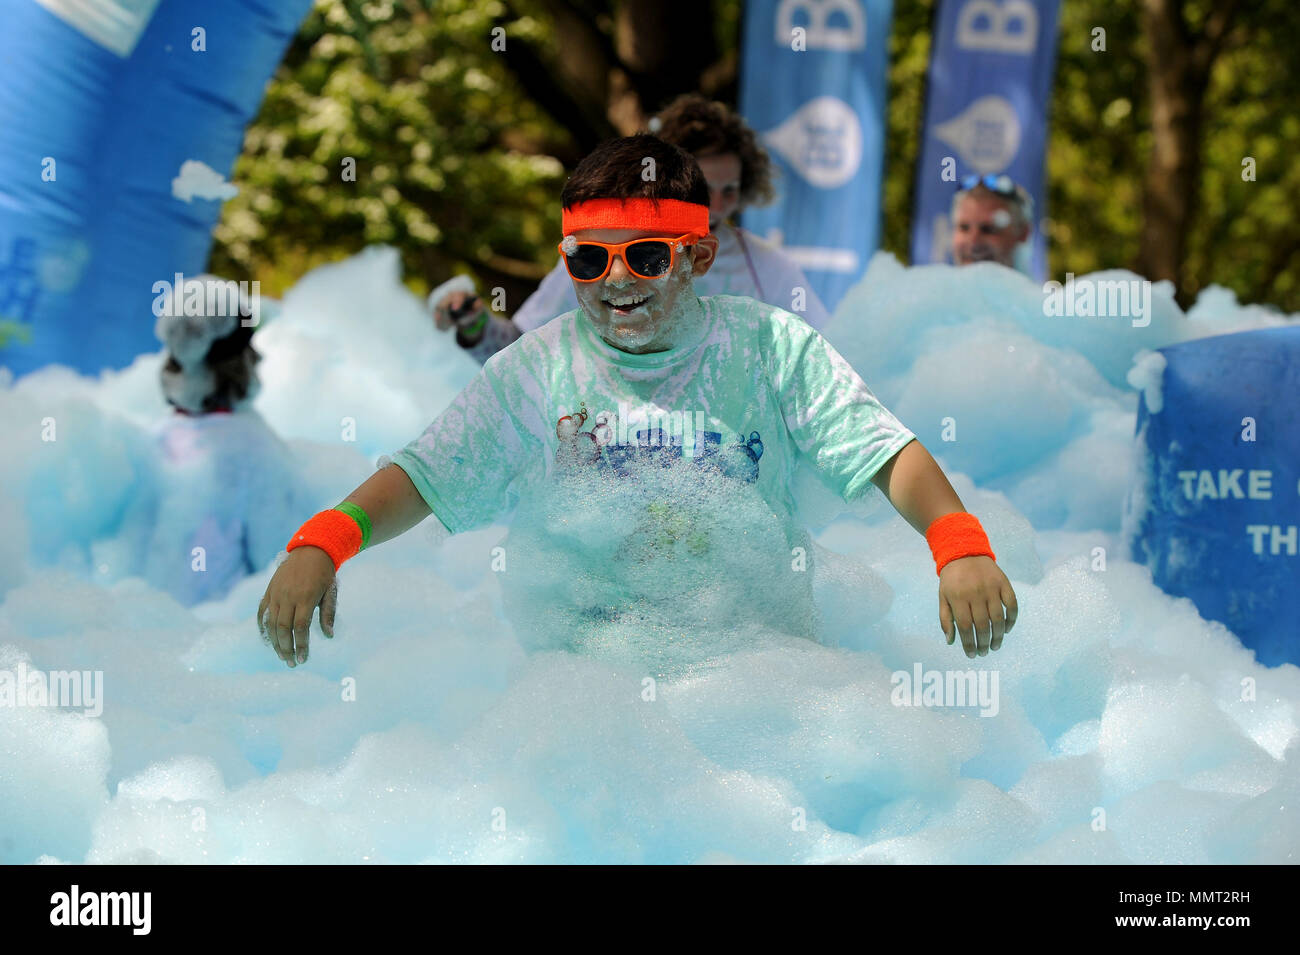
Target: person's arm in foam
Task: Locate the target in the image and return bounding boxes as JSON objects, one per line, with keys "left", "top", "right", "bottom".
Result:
{"left": 763, "top": 307, "right": 1014, "bottom": 657}
{"left": 257, "top": 462, "right": 435, "bottom": 668}
{"left": 259, "top": 351, "right": 527, "bottom": 668}
{"left": 341, "top": 460, "right": 437, "bottom": 547}
{"left": 870, "top": 440, "right": 1018, "bottom": 659}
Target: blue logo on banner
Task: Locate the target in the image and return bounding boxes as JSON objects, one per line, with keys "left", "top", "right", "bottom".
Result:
{"left": 739, "top": 0, "right": 894, "bottom": 312}
{"left": 910, "top": 0, "right": 1061, "bottom": 278}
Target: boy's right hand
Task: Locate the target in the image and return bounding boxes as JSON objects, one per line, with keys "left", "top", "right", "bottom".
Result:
{"left": 257, "top": 546, "right": 337, "bottom": 668}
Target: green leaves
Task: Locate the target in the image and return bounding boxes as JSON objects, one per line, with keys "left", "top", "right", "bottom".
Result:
{"left": 213, "top": 0, "right": 1300, "bottom": 312}
{"left": 213, "top": 0, "right": 567, "bottom": 297}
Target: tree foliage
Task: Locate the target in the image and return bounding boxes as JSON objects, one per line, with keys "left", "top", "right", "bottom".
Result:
{"left": 211, "top": 0, "right": 1300, "bottom": 313}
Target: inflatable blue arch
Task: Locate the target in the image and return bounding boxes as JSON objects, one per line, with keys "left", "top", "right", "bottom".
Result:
{"left": 0, "top": 0, "right": 313, "bottom": 377}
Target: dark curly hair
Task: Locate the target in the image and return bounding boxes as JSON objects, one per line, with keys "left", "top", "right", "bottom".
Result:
{"left": 652, "top": 94, "right": 775, "bottom": 209}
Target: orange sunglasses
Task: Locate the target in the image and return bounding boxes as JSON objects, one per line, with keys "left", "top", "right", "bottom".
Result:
{"left": 558, "top": 233, "right": 698, "bottom": 282}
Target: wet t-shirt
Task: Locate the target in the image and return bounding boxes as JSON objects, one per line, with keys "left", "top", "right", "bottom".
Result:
{"left": 390, "top": 294, "right": 914, "bottom": 651}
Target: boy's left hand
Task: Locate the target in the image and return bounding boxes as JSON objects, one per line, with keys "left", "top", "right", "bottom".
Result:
{"left": 938, "top": 555, "right": 1017, "bottom": 658}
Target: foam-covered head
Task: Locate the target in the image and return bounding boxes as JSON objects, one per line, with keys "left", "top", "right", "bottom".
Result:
{"left": 154, "top": 275, "right": 262, "bottom": 414}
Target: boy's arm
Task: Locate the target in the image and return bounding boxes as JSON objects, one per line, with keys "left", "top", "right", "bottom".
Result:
{"left": 869, "top": 438, "right": 964, "bottom": 533}
{"left": 342, "top": 461, "right": 436, "bottom": 547}
{"left": 258, "top": 463, "right": 435, "bottom": 668}
{"left": 871, "top": 439, "right": 1018, "bottom": 658}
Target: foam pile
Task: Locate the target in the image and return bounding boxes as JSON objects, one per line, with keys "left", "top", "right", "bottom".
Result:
{"left": 0, "top": 250, "right": 1295, "bottom": 863}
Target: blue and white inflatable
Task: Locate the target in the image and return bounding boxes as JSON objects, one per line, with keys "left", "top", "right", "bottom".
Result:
{"left": 1124, "top": 326, "right": 1300, "bottom": 667}
{"left": 0, "top": 0, "right": 312, "bottom": 377}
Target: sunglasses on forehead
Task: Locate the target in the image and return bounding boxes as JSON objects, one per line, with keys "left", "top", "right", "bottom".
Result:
{"left": 558, "top": 233, "right": 698, "bottom": 282}
{"left": 959, "top": 173, "right": 1018, "bottom": 197}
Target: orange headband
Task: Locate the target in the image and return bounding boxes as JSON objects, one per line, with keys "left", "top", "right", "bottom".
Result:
{"left": 561, "top": 198, "right": 710, "bottom": 239}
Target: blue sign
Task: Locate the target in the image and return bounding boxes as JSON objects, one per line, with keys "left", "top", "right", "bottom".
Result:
{"left": 910, "top": 0, "right": 1061, "bottom": 278}
{"left": 1125, "top": 326, "right": 1300, "bottom": 667}
{"left": 738, "top": 0, "right": 894, "bottom": 312}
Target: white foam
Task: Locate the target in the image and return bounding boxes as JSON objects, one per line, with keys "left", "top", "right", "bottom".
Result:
{"left": 0, "top": 247, "right": 1296, "bottom": 863}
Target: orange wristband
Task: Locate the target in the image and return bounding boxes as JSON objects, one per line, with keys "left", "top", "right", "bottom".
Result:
{"left": 286, "top": 509, "right": 364, "bottom": 571}
{"left": 925, "top": 512, "right": 995, "bottom": 576}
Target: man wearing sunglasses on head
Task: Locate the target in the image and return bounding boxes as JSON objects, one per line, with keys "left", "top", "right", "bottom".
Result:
{"left": 951, "top": 173, "right": 1034, "bottom": 271}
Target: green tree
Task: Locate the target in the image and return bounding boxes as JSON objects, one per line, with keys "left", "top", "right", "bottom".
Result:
{"left": 211, "top": 0, "right": 741, "bottom": 309}
{"left": 213, "top": 0, "right": 1300, "bottom": 314}
{"left": 212, "top": 0, "right": 571, "bottom": 308}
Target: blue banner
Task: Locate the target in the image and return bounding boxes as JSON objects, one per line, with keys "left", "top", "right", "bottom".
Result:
{"left": 738, "top": 0, "right": 894, "bottom": 312}
{"left": 910, "top": 0, "right": 1061, "bottom": 278}
{"left": 1125, "top": 327, "right": 1300, "bottom": 668}
{"left": 0, "top": 0, "right": 312, "bottom": 378}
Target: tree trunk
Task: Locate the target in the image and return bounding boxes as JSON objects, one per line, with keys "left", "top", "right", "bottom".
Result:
{"left": 498, "top": 1, "right": 619, "bottom": 154}
{"left": 1137, "top": 0, "right": 1202, "bottom": 299}
{"left": 1136, "top": 0, "right": 1241, "bottom": 306}
{"left": 501, "top": 1, "right": 724, "bottom": 143}
{"left": 612, "top": 0, "right": 720, "bottom": 130}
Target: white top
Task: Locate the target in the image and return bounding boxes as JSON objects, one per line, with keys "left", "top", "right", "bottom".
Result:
{"left": 511, "top": 224, "right": 831, "bottom": 333}
{"left": 140, "top": 410, "right": 306, "bottom": 606}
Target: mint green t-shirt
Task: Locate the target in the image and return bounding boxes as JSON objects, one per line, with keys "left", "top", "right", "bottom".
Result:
{"left": 391, "top": 294, "right": 915, "bottom": 650}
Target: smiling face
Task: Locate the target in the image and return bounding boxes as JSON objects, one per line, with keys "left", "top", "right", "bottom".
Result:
{"left": 569, "top": 228, "right": 719, "bottom": 354}
{"left": 952, "top": 194, "right": 1030, "bottom": 267}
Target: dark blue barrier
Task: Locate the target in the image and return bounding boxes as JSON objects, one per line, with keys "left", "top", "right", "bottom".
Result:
{"left": 1126, "top": 326, "right": 1300, "bottom": 666}
{"left": 0, "top": 0, "right": 312, "bottom": 377}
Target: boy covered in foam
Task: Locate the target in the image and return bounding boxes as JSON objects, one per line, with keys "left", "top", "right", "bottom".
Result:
{"left": 258, "top": 136, "right": 1018, "bottom": 666}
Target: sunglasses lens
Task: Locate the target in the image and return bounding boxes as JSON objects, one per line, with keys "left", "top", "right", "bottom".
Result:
{"left": 626, "top": 240, "right": 673, "bottom": 277}
{"left": 957, "top": 173, "right": 1016, "bottom": 197}
{"left": 567, "top": 244, "right": 609, "bottom": 281}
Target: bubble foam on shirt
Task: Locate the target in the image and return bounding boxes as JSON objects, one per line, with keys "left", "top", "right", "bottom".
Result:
{"left": 503, "top": 448, "right": 827, "bottom": 675}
